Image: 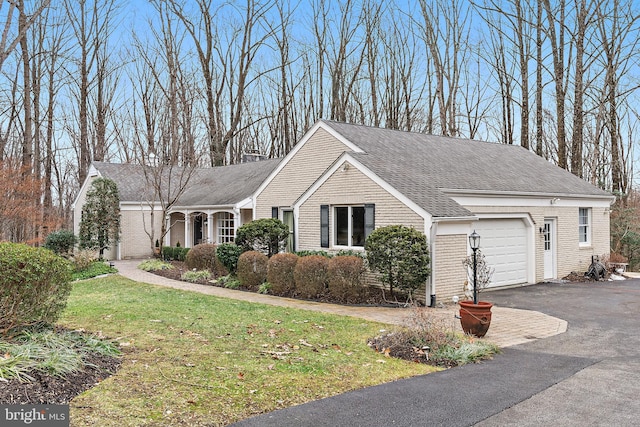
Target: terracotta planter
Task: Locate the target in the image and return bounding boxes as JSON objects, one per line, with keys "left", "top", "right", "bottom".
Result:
{"left": 459, "top": 300, "right": 493, "bottom": 337}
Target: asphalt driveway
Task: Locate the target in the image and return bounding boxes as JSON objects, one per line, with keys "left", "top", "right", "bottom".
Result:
{"left": 232, "top": 279, "right": 640, "bottom": 427}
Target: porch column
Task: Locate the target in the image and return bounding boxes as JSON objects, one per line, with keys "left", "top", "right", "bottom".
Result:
{"left": 233, "top": 208, "right": 241, "bottom": 240}
{"left": 165, "top": 214, "right": 171, "bottom": 246}
{"left": 207, "top": 212, "right": 215, "bottom": 244}
{"left": 184, "top": 210, "right": 191, "bottom": 247}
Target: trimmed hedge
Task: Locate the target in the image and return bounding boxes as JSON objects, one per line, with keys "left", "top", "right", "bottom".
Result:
{"left": 237, "top": 251, "right": 268, "bottom": 289}
{"left": 0, "top": 242, "right": 72, "bottom": 336}
{"left": 163, "top": 246, "right": 190, "bottom": 262}
{"left": 185, "top": 243, "right": 226, "bottom": 275}
{"left": 267, "top": 253, "right": 299, "bottom": 296}
{"left": 327, "top": 255, "right": 366, "bottom": 303}
{"left": 236, "top": 218, "right": 289, "bottom": 257}
{"left": 294, "top": 255, "right": 328, "bottom": 299}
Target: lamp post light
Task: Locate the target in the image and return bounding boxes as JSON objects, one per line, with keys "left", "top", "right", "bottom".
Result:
{"left": 468, "top": 230, "right": 480, "bottom": 304}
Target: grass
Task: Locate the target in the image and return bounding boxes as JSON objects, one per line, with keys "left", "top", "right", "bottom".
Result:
{"left": 59, "top": 275, "right": 436, "bottom": 426}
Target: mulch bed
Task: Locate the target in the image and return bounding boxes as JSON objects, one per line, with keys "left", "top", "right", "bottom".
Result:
{"left": 0, "top": 353, "right": 122, "bottom": 405}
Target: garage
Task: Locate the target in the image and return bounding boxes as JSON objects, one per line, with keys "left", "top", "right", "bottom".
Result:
{"left": 473, "top": 218, "right": 529, "bottom": 288}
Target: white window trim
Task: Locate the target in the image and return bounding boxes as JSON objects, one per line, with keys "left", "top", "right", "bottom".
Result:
{"left": 578, "top": 207, "right": 591, "bottom": 246}
{"left": 334, "top": 205, "right": 365, "bottom": 249}
{"left": 217, "top": 212, "right": 235, "bottom": 244}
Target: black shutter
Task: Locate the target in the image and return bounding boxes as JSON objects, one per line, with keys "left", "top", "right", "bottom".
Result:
{"left": 364, "top": 204, "right": 375, "bottom": 240}
{"left": 272, "top": 207, "right": 279, "bottom": 219}
{"left": 320, "top": 205, "right": 329, "bottom": 248}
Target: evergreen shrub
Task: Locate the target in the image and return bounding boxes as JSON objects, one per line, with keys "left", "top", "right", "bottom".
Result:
{"left": 0, "top": 242, "right": 72, "bottom": 336}
{"left": 267, "top": 253, "right": 299, "bottom": 296}
{"left": 328, "top": 255, "right": 366, "bottom": 303}
{"left": 294, "top": 255, "right": 328, "bottom": 299}
{"left": 237, "top": 251, "right": 268, "bottom": 289}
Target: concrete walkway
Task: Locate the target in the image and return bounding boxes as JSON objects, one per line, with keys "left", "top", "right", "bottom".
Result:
{"left": 113, "top": 260, "right": 567, "bottom": 348}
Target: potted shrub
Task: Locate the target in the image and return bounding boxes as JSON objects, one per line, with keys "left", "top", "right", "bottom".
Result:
{"left": 154, "top": 239, "right": 161, "bottom": 255}
{"left": 458, "top": 231, "right": 495, "bottom": 337}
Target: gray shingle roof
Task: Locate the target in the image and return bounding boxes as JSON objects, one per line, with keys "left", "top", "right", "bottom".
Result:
{"left": 321, "top": 120, "right": 612, "bottom": 218}
{"left": 92, "top": 159, "right": 281, "bottom": 206}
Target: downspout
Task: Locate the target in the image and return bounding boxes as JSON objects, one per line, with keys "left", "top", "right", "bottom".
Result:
{"left": 428, "top": 221, "right": 437, "bottom": 307}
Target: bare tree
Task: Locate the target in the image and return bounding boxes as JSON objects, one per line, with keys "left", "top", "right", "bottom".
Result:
{"left": 64, "top": 0, "right": 120, "bottom": 183}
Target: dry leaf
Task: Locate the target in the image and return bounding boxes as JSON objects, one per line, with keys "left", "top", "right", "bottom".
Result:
{"left": 237, "top": 372, "right": 244, "bottom": 380}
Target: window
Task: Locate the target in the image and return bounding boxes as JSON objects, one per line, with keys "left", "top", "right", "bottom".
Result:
{"left": 334, "top": 205, "right": 373, "bottom": 247}
{"left": 579, "top": 208, "right": 590, "bottom": 244}
{"left": 543, "top": 222, "right": 551, "bottom": 251}
{"left": 321, "top": 204, "right": 374, "bottom": 248}
{"left": 217, "top": 212, "right": 235, "bottom": 244}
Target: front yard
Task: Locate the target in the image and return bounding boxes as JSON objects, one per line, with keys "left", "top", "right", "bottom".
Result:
{"left": 58, "top": 276, "right": 437, "bottom": 426}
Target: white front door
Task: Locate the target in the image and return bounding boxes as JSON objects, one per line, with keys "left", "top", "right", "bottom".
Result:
{"left": 543, "top": 219, "right": 556, "bottom": 280}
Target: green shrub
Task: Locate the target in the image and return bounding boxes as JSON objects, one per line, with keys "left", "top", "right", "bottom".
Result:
{"left": 162, "top": 246, "right": 189, "bottom": 261}
{"left": 236, "top": 218, "right": 289, "bottom": 257}
{"left": 162, "top": 246, "right": 173, "bottom": 261}
{"left": 328, "top": 255, "right": 366, "bottom": 303}
{"left": 295, "top": 250, "right": 331, "bottom": 258}
{"left": 138, "top": 259, "right": 174, "bottom": 272}
{"left": 217, "top": 243, "right": 243, "bottom": 273}
{"left": 294, "top": 255, "right": 328, "bottom": 299}
{"left": 267, "top": 253, "right": 298, "bottom": 296}
{"left": 185, "top": 243, "right": 225, "bottom": 274}
{"left": 237, "top": 251, "right": 268, "bottom": 289}
{"left": 181, "top": 270, "right": 212, "bottom": 283}
{"left": 175, "top": 247, "right": 189, "bottom": 261}
{"left": 365, "top": 225, "right": 430, "bottom": 301}
{"left": 72, "top": 261, "right": 117, "bottom": 281}
{"left": 0, "top": 242, "right": 72, "bottom": 336}
{"left": 43, "top": 230, "right": 77, "bottom": 256}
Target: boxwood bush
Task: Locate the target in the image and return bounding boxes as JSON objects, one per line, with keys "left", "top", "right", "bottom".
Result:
{"left": 237, "top": 251, "right": 268, "bottom": 289}
{"left": 0, "top": 242, "right": 72, "bottom": 337}
{"left": 267, "top": 253, "right": 299, "bottom": 296}
{"left": 185, "top": 243, "right": 226, "bottom": 275}
{"left": 294, "top": 255, "right": 329, "bottom": 299}
{"left": 328, "top": 255, "right": 366, "bottom": 303}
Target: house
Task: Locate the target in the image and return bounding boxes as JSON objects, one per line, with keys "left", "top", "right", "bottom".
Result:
{"left": 254, "top": 120, "right": 613, "bottom": 302}
{"left": 73, "top": 120, "right": 613, "bottom": 303}
{"left": 72, "top": 158, "right": 281, "bottom": 260}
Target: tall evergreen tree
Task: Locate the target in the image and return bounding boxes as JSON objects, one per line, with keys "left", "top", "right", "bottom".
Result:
{"left": 79, "top": 178, "right": 120, "bottom": 257}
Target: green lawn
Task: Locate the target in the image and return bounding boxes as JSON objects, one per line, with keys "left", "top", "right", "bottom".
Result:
{"left": 60, "top": 276, "right": 435, "bottom": 426}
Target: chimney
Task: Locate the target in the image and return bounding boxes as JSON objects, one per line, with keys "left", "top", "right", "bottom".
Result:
{"left": 242, "top": 150, "right": 267, "bottom": 163}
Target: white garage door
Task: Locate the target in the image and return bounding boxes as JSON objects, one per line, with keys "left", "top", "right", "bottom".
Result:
{"left": 474, "top": 219, "right": 528, "bottom": 288}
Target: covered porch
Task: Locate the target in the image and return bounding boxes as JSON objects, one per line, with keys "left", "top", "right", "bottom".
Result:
{"left": 165, "top": 208, "right": 253, "bottom": 247}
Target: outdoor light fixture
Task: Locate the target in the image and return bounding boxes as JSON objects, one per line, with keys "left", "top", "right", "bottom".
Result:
{"left": 468, "top": 230, "right": 480, "bottom": 304}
